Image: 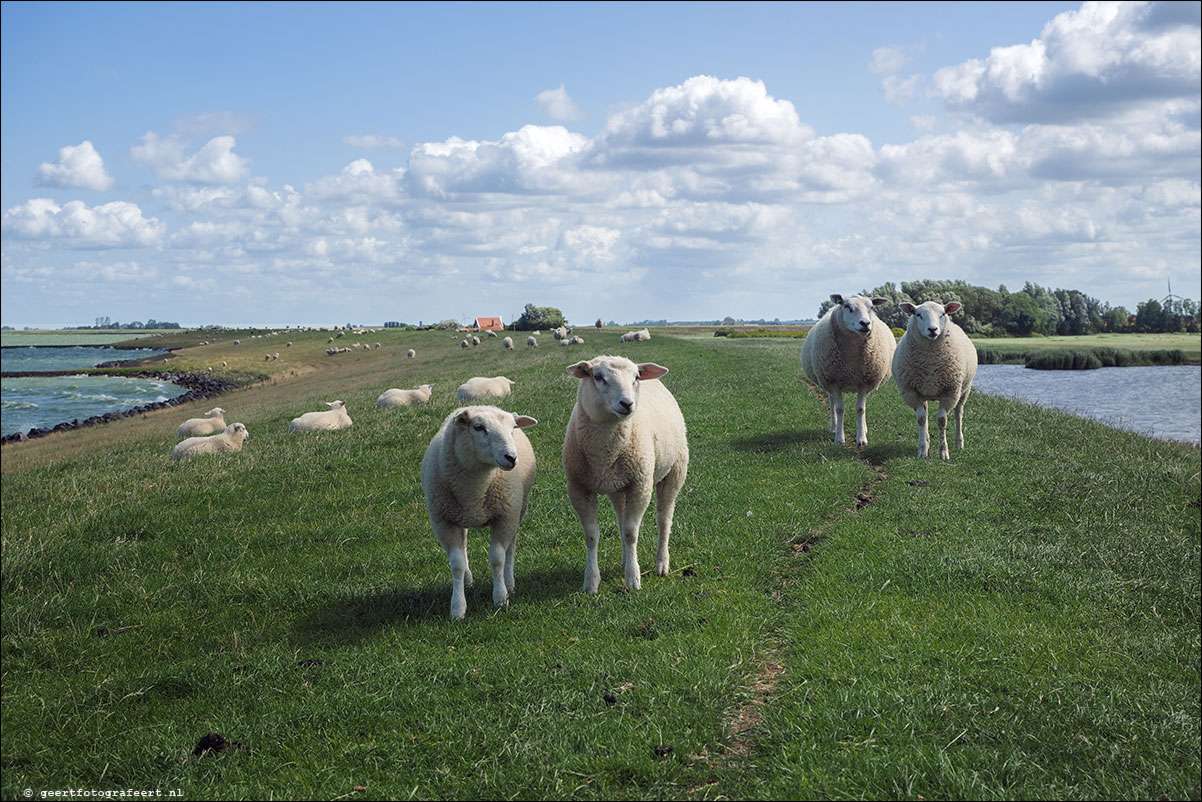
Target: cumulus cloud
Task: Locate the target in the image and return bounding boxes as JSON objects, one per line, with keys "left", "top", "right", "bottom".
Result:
{"left": 36, "top": 141, "right": 115, "bottom": 191}
{"left": 535, "top": 84, "right": 582, "bottom": 121}
{"left": 2, "top": 198, "right": 165, "bottom": 247}
{"left": 933, "top": 1, "right": 1201, "bottom": 123}
{"left": 130, "top": 132, "right": 250, "bottom": 184}
{"left": 344, "top": 134, "right": 407, "bottom": 149}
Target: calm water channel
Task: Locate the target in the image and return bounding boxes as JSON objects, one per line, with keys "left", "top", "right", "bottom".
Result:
{"left": 972, "top": 364, "right": 1200, "bottom": 445}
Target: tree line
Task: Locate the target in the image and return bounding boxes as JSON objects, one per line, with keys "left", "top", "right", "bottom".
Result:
{"left": 818, "top": 280, "right": 1200, "bottom": 336}
{"left": 69, "top": 316, "right": 182, "bottom": 330}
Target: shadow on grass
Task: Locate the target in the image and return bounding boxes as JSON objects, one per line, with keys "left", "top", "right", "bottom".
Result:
{"left": 294, "top": 566, "right": 581, "bottom": 643}
{"left": 729, "top": 429, "right": 826, "bottom": 453}
{"left": 858, "top": 443, "right": 913, "bottom": 465}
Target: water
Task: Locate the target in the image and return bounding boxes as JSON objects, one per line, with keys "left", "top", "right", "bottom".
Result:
{"left": 1, "top": 345, "right": 169, "bottom": 372}
{"left": 1, "top": 346, "right": 183, "bottom": 437}
{"left": 972, "top": 364, "right": 1201, "bottom": 445}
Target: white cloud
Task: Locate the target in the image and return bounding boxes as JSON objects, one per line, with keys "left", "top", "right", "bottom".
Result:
{"left": 2, "top": 198, "right": 165, "bottom": 247}
{"left": 535, "top": 84, "right": 582, "bottom": 121}
{"left": 130, "top": 132, "right": 250, "bottom": 184}
{"left": 36, "top": 141, "right": 115, "bottom": 191}
{"left": 933, "top": 1, "right": 1201, "bottom": 123}
{"left": 344, "top": 134, "right": 407, "bottom": 149}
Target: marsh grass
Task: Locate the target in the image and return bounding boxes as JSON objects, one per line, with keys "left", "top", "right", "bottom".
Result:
{"left": 2, "top": 329, "right": 1198, "bottom": 799}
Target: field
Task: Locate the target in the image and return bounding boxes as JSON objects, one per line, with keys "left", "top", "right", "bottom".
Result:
{"left": 2, "top": 327, "right": 1199, "bottom": 800}
{"left": 0, "top": 330, "right": 164, "bottom": 347}
{"left": 969, "top": 332, "right": 1201, "bottom": 361}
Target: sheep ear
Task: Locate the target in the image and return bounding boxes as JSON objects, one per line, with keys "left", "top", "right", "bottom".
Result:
{"left": 900, "top": 303, "right": 917, "bottom": 315}
{"left": 945, "top": 302, "right": 962, "bottom": 314}
{"left": 830, "top": 294, "right": 844, "bottom": 304}
{"left": 567, "top": 361, "right": 592, "bottom": 379}
{"left": 454, "top": 410, "right": 472, "bottom": 428}
{"left": 514, "top": 415, "right": 538, "bottom": 429}
{"left": 872, "top": 297, "right": 889, "bottom": 307}
{"left": 637, "top": 363, "right": 669, "bottom": 381}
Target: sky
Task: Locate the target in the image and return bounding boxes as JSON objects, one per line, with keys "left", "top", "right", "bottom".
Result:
{"left": 1, "top": 0, "right": 1199, "bottom": 329}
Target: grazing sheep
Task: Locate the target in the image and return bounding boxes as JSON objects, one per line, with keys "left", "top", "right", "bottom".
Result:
{"left": 221, "top": 361, "right": 228, "bottom": 368}
{"left": 233, "top": 339, "right": 241, "bottom": 346}
{"left": 554, "top": 326, "right": 568, "bottom": 341}
{"left": 892, "top": 301, "right": 978, "bottom": 459}
{"left": 800, "top": 294, "right": 896, "bottom": 446}
{"left": 274, "top": 353, "right": 280, "bottom": 360}
{"left": 265, "top": 354, "right": 272, "bottom": 361}
{"left": 472, "top": 336, "right": 481, "bottom": 346}
{"left": 527, "top": 336, "right": 538, "bottom": 348}
{"left": 375, "top": 343, "right": 381, "bottom": 349}
{"left": 376, "top": 384, "right": 435, "bottom": 408}
{"left": 407, "top": 348, "right": 416, "bottom": 358}
{"left": 562, "top": 355, "right": 689, "bottom": 593}
{"left": 457, "top": 376, "right": 515, "bottom": 402}
{"left": 487, "top": 330, "right": 498, "bottom": 338}
{"left": 503, "top": 336, "right": 514, "bottom": 350}
{"left": 172, "top": 423, "right": 249, "bottom": 461}
{"left": 328, "top": 337, "right": 335, "bottom": 343}
{"left": 289, "top": 400, "right": 353, "bottom": 433}
{"left": 177, "top": 407, "right": 227, "bottom": 438}
{"left": 421, "top": 406, "right": 538, "bottom": 618}
{"left": 461, "top": 339, "right": 470, "bottom": 349}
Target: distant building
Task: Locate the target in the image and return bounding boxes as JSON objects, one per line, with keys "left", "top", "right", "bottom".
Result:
{"left": 475, "top": 316, "right": 504, "bottom": 331}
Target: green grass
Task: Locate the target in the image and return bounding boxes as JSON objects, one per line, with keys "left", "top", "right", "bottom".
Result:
{"left": 2, "top": 329, "right": 1199, "bottom": 800}
{"left": 971, "top": 332, "right": 1201, "bottom": 362}
{"left": 1, "top": 330, "right": 164, "bottom": 346}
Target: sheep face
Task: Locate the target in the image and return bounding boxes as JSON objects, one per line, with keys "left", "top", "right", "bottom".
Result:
{"left": 901, "top": 301, "right": 962, "bottom": 341}
{"left": 207, "top": 407, "right": 225, "bottom": 418}
{"left": 831, "top": 294, "right": 888, "bottom": 337}
{"left": 326, "top": 400, "right": 346, "bottom": 411}
{"left": 226, "top": 423, "right": 249, "bottom": 442}
{"left": 453, "top": 408, "right": 537, "bottom": 471}
{"left": 568, "top": 356, "right": 668, "bottom": 422}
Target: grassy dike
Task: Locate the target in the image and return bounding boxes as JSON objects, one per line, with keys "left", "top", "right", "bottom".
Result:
{"left": 2, "top": 328, "right": 1198, "bottom": 800}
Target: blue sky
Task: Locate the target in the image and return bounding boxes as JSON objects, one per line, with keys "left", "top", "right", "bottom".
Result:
{"left": 2, "top": 1, "right": 1198, "bottom": 328}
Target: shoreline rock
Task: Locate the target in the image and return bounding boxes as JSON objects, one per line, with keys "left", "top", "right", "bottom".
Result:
{"left": 1, "top": 370, "right": 251, "bottom": 447}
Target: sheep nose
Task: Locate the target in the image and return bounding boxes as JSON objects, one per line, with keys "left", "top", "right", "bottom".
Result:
{"left": 858, "top": 320, "right": 871, "bottom": 332}
{"left": 618, "top": 399, "right": 633, "bottom": 414}
{"left": 501, "top": 453, "right": 517, "bottom": 468}
{"left": 927, "top": 326, "right": 939, "bottom": 336}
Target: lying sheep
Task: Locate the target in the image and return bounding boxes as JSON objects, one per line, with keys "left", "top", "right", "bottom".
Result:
{"left": 569, "top": 335, "right": 584, "bottom": 345}
{"left": 407, "top": 348, "right": 416, "bottom": 358}
{"left": 503, "top": 336, "right": 514, "bottom": 350}
{"left": 177, "top": 407, "right": 227, "bottom": 438}
{"left": 457, "top": 376, "right": 515, "bottom": 402}
{"left": 620, "top": 330, "right": 638, "bottom": 343}
{"left": 559, "top": 339, "right": 570, "bottom": 347}
{"left": 376, "top": 384, "right": 435, "bottom": 408}
{"left": 893, "top": 301, "right": 978, "bottom": 459}
{"left": 172, "top": 423, "right": 249, "bottom": 461}
{"left": 562, "top": 355, "right": 689, "bottom": 593}
{"left": 421, "top": 406, "right": 538, "bottom": 618}
{"left": 289, "top": 400, "right": 353, "bottom": 433}
{"left": 800, "top": 294, "right": 895, "bottom": 446}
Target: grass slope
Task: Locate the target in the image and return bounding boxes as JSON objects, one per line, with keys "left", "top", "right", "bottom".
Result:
{"left": 2, "top": 329, "right": 1198, "bottom": 800}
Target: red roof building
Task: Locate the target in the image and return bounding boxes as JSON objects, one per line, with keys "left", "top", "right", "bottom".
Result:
{"left": 475, "top": 317, "right": 504, "bottom": 331}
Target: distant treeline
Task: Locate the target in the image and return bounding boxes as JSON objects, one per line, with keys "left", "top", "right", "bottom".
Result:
{"left": 817, "top": 280, "right": 1199, "bottom": 336}
{"left": 978, "top": 346, "right": 1189, "bottom": 370}
{"left": 70, "top": 316, "right": 182, "bottom": 330}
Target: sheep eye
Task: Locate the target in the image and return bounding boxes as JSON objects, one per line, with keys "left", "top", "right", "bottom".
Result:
{"left": 594, "top": 374, "right": 605, "bottom": 383}
{"left": 473, "top": 424, "right": 485, "bottom": 432}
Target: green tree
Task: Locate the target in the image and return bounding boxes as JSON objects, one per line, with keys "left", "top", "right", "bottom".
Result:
{"left": 515, "top": 303, "right": 566, "bottom": 331}
{"left": 998, "top": 292, "right": 1042, "bottom": 335}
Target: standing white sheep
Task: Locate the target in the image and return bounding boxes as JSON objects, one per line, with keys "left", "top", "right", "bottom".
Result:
{"left": 407, "top": 348, "right": 416, "bottom": 358}
{"left": 289, "top": 400, "right": 353, "bottom": 433}
{"left": 376, "top": 384, "right": 435, "bottom": 408}
{"left": 800, "top": 294, "right": 896, "bottom": 446}
{"left": 457, "top": 376, "right": 515, "bottom": 402}
{"left": 562, "top": 355, "right": 689, "bottom": 593}
{"left": 892, "top": 301, "right": 978, "bottom": 459}
{"left": 172, "top": 423, "right": 250, "bottom": 461}
{"left": 177, "top": 407, "right": 227, "bottom": 438}
{"left": 526, "top": 336, "right": 538, "bottom": 348}
{"left": 421, "top": 406, "right": 538, "bottom": 618}
{"left": 502, "top": 336, "right": 514, "bottom": 350}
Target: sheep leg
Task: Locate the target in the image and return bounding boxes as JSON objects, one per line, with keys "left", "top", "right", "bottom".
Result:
{"left": 433, "top": 521, "right": 471, "bottom": 619}
{"left": 487, "top": 532, "right": 513, "bottom": 609}
{"left": 954, "top": 397, "right": 967, "bottom": 450}
{"left": 915, "top": 403, "right": 930, "bottom": 458}
{"left": 609, "top": 494, "right": 627, "bottom": 571}
{"left": 855, "top": 389, "right": 869, "bottom": 446}
{"left": 617, "top": 486, "right": 654, "bottom": 590}
{"left": 830, "top": 391, "right": 845, "bottom": 443}
{"left": 936, "top": 400, "right": 951, "bottom": 460}
{"left": 568, "top": 483, "right": 603, "bottom": 594}
{"left": 504, "top": 536, "right": 516, "bottom": 595}
{"left": 653, "top": 459, "right": 687, "bottom": 576}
